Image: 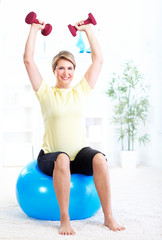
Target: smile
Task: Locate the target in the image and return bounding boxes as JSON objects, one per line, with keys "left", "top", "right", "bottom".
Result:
{"left": 62, "top": 77, "right": 70, "bottom": 80}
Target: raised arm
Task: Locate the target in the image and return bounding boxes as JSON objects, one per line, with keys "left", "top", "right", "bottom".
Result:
{"left": 75, "top": 23, "right": 103, "bottom": 89}
{"left": 23, "top": 21, "right": 45, "bottom": 91}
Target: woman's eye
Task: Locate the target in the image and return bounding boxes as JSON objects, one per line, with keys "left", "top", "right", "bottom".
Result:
{"left": 58, "top": 67, "right": 73, "bottom": 70}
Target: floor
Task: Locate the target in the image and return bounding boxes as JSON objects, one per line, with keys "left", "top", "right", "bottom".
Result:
{"left": 0, "top": 166, "right": 162, "bottom": 240}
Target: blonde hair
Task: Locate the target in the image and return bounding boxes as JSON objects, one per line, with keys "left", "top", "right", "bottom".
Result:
{"left": 52, "top": 51, "right": 76, "bottom": 70}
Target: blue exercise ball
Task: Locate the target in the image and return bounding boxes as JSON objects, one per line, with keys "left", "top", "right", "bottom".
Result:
{"left": 16, "top": 160, "right": 101, "bottom": 220}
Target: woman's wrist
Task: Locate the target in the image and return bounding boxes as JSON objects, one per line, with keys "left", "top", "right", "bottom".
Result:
{"left": 83, "top": 24, "right": 92, "bottom": 34}
{"left": 30, "top": 24, "right": 40, "bottom": 35}
{"left": 84, "top": 25, "right": 95, "bottom": 39}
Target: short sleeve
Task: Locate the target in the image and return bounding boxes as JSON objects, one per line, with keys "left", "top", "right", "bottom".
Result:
{"left": 35, "top": 80, "right": 49, "bottom": 102}
{"left": 75, "top": 77, "right": 92, "bottom": 96}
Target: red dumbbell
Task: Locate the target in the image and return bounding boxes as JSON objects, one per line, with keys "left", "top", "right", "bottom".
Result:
{"left": 25, "top": 12, "right": 52, "bottom": 36}
{"left": 68, "top": 13, "right": 97, "bottom": 37}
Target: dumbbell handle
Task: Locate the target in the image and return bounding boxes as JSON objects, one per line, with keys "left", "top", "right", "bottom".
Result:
{"left": 31, "top": 18, "right": 39, "bottom": 24}
{"left": 25, "top": 12, "right": 52, "bottom": 36}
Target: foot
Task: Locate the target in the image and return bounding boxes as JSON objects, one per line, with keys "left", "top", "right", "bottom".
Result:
{"left": 104, "top": 217, "right": 125, "bottom": 232}
{"left": 58, "top": 219, "right": 75, "bottom": 235}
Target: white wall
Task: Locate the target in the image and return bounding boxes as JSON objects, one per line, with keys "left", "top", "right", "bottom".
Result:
{"left": 149, "top": 0, "right": 162, "bottom": 168}
{"left": 0, "top": 0, "right": 162, "bottom": 168}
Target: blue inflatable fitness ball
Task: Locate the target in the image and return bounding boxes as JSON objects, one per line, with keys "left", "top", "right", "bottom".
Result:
{"left": 16, "top": 160, "right": 101, "bottom": 220}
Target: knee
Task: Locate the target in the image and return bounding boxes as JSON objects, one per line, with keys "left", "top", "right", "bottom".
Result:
{"left": 93, "top": 153, "right": 107, "bottom": 172}
{"left": 55, "top": 153, "right": 70, "bottom": 172}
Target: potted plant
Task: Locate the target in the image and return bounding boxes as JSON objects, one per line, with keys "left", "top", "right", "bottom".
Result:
{"left": 106, "top": 60, "right": 150, "bottom": 168}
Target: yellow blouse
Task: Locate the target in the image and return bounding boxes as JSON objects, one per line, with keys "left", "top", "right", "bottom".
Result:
{"left": 35, "top": 77, "right": 92, "bottom": 160}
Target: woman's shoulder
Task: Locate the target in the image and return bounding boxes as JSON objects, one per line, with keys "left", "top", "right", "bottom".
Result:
{"left": 35, "top": 80, "right": 54, "bottom": 100}
{"left": 74, "top": 77, "right": 92, "bottom": 96}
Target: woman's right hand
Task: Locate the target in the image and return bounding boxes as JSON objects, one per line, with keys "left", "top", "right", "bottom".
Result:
{"left": 31, "top": 19, "right": 45, "bottom": 32}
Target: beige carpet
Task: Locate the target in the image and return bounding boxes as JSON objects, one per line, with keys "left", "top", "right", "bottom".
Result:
{"left": 0, "top": 166, "right": 162, "bottom": 240}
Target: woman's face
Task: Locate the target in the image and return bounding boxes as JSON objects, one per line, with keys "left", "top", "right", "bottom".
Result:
{"left": 54, "top": 59, "right": 75, "bottom": 89}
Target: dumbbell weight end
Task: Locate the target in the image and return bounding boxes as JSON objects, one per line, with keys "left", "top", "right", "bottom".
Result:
{"left": 25, "top": 12, "right": 39, "bottom": 24}
{"left": 84, "top": 13, "right": 97, "bottom": 25}
{"left": 41, "top": 24, "right": 52, "bottom": 36}
{"left": 68, "top": 24, "right": 77, "bottom": 37}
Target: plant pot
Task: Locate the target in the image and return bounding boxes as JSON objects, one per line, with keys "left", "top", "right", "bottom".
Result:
{"left": 120, "top": 151, "right": 137, "bottom": 169}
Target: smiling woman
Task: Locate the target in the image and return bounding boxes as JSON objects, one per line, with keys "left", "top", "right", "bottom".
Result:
{"left": 22, "top": 9, "right": 126, "bottom": 235}
{"left": 51, "top": 51, "right": 76, "bottom": 89}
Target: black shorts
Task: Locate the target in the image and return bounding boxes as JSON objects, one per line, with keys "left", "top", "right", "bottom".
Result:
{"left": 37, "top": 147, "right": 106, "bottom": 177}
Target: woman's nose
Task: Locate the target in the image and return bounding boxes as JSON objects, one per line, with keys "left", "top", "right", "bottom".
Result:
{"left": 63, "top": 69, "right": 68, "bottom": 75}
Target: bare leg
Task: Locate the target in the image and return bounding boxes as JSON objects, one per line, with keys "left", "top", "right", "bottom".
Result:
{"left": 93, "top": 153, "right": 125, "bottom": 231}
{"left": 53, "top": 153, "right": 75, "bottom": 235}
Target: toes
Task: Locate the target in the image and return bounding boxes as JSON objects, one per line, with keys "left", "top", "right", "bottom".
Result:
{"left": 58, "top": 228, "right": 75, "bottom": 235}
{"left": 117, "top": 225, "right": 126, "bottom": 231}
{"left": 105, "top": 222, "right": 125, "bottom": 232}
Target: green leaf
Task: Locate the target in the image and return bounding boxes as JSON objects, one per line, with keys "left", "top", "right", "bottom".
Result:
{"left": 138, "top": 134, "right": 151, "bottom": 146}
{"left": 106, "top": 60, "right": 150, "bottom": 150}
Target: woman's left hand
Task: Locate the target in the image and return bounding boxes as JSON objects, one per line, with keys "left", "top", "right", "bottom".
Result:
{"left": 75, "top": 21, "right": 91, "bottom": 32}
